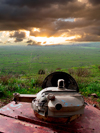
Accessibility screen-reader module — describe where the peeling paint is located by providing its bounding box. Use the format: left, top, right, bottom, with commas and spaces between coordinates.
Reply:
10, 103, 22, 109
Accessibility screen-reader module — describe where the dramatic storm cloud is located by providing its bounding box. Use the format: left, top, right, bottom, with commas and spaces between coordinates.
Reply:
10, 31, 26, 42
0, 0, 100, 44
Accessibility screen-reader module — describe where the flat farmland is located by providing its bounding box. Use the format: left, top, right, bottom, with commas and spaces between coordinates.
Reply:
0, 44, 100, 75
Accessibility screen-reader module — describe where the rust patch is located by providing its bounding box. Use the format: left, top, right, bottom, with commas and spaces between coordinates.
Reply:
34, 111, 80, 123
0, 102, 100, 133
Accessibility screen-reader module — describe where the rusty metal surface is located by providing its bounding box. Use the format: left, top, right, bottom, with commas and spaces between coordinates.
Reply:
0, 115, 54, 133
0, 102, 100, 133
0, 102, 32, 119
13, 93, 36, 103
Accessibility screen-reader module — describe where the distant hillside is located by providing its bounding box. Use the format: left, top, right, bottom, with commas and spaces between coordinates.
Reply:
0, 43, 100, 75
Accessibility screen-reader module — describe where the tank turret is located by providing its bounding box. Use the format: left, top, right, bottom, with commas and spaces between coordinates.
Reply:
13, 72, 85, 122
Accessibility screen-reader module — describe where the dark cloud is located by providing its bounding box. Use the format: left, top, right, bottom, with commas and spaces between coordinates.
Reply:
0, 0, 100, 42
10, 31, 26, 38
0, 0, 89, 31
72, 34, 100, 42
30, 19, 100, 38
27, 41, 41, 46
66, 26, 100, 41
88, 0, 100, 5
15, 38, 23, 42
26, 39, 41, 45
10, 31, 26, 42
3, 0, 75, 8
26, 40, 33, 43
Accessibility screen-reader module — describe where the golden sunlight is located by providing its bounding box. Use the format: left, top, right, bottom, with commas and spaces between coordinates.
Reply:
32, 28, 40, 32
0, 29, 81, 45
1, 31, 10, 38
75, 35, 81, 39
30, 36, 76, 45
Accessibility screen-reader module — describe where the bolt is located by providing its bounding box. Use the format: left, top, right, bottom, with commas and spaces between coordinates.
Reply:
93, 104, 96, 107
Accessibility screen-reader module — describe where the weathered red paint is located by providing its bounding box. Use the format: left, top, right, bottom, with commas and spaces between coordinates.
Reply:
0, 115, 54, 133
0, 102, 100, 133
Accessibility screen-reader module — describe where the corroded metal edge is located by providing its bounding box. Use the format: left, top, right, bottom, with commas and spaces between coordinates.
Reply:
34, 110, 80, 123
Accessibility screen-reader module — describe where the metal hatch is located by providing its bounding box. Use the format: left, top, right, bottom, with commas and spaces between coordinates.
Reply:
42, 71, 79, 92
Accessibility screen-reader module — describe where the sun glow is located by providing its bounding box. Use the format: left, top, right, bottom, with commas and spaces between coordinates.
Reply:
75, 35, 81, 39
32, 28, 40, 32
30, 36, 76, 45
1, 31, 10, 38
0, 29, 80, 45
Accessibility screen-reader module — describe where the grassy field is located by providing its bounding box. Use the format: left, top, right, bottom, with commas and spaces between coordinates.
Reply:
0, 43, 100, 106
0, 64, 100, 104
0, 43, 100, 75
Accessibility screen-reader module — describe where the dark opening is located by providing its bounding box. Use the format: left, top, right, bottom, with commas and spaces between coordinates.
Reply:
42, 72, 79, 92
55, 103, 62, 110
59, 81, 64, 88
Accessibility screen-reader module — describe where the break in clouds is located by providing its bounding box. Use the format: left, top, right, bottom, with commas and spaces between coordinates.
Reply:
0, 0, 100, 43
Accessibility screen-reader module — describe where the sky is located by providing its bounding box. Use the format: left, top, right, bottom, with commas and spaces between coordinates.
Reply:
0, 0, 100, 46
